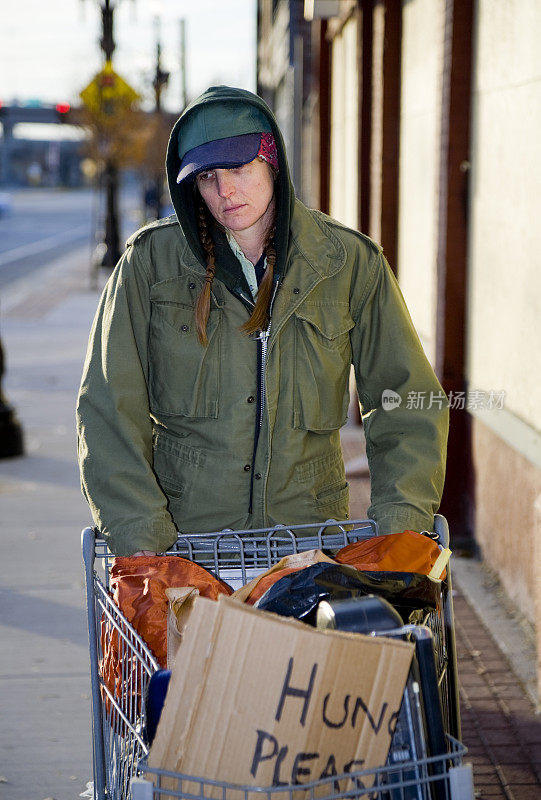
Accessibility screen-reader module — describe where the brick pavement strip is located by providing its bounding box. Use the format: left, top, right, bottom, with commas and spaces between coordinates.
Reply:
454, 589, 541, 797
484, 728, 525, 746
526, 743, 541, 762
501, 789, 541, 800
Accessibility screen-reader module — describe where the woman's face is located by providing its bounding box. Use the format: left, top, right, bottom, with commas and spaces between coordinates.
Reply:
196, 158, 275, 239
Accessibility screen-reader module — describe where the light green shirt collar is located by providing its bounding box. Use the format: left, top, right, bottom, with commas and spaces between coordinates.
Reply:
226, 231, 266, 301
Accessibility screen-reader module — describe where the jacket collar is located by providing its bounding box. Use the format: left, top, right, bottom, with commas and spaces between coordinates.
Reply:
288, 200, 347, 279
268, 202, 348, 348
175, 200, 348, 315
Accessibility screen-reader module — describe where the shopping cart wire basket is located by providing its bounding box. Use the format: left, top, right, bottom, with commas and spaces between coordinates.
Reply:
82, 516, 470, 800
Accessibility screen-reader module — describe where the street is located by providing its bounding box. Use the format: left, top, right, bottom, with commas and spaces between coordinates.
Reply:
0, 189, 94, 290
0, 185, 146, 291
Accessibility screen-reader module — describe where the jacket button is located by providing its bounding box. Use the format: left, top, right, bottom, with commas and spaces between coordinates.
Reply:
255, 473, 262, 480
243, 464, 251, 472
181, 324, 189, 332
189, 282, 196, 290
247, 396, 255, 403
293, 287, 300, 294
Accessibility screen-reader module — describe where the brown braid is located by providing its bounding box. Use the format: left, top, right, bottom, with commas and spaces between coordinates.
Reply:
194, 200, 217, 345
240, 222, 277, 335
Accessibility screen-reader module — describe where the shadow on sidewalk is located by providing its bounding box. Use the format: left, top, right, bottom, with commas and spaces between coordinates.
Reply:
0, 585, 88, 647
0, 452, 81, 490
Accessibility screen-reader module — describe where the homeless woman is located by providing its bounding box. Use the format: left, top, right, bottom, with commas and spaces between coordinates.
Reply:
76, 85, 449, 557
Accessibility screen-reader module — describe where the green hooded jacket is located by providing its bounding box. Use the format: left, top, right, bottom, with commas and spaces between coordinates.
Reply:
76, 86, 448, 556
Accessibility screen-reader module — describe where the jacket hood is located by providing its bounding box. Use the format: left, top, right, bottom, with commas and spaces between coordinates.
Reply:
166, 85, 295, 285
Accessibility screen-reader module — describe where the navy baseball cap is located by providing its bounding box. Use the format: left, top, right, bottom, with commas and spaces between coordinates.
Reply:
176, 99, 273, 183
177, 133, 263, 184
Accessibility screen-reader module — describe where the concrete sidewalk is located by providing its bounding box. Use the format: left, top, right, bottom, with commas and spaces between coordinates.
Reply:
1, 247, 540, 799
0, 250, 100, 800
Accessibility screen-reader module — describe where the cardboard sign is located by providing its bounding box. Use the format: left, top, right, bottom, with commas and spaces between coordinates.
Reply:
149, 596, 413, 796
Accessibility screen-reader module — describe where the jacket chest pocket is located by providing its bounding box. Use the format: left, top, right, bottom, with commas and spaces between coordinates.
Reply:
149, 301, 221, 418
293, 302, 354, 431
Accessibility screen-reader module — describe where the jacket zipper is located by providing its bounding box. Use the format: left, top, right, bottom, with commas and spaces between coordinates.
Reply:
257, 326, 270, 428
248, 280, 280, 514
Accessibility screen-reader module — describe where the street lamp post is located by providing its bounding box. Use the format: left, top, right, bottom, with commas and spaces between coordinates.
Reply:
179, 19, 187, 111
95, 0, 123, 268
150, 16, 170, 220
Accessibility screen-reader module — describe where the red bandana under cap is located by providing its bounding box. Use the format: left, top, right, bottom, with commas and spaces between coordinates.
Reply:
258, 133, 279, 171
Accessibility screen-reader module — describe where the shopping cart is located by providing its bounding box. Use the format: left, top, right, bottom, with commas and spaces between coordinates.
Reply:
82, 515, 472, 800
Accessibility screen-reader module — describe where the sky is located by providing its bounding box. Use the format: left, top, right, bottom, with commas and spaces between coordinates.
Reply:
0, 0, 257, 115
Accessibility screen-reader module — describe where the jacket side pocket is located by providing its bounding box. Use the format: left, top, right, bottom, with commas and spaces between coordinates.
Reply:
152, 430, 205, 519
316, 481, 350, 515
293, 302, 354, 431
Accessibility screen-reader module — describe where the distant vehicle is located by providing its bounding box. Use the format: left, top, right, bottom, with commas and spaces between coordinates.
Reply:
27, 162, 43, 186
0, 192, 13, 217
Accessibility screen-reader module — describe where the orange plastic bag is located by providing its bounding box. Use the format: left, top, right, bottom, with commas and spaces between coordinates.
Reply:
335, 531, 450, 580
100, 556, 232, 713
109, 555, 232, 665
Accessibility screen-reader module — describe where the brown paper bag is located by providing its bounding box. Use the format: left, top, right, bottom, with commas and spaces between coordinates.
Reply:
166, 586, 200, 668
231, 549, 337, 604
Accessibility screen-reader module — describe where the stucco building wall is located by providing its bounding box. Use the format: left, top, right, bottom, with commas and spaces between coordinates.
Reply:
467, 0, 541, 619
329, 15, 359, 229
397, 0, 445, 363
468, 0, 541, 430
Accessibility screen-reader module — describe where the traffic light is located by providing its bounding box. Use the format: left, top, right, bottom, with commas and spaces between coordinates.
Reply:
55, 102, 71, 121
99, 72, 116, 116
